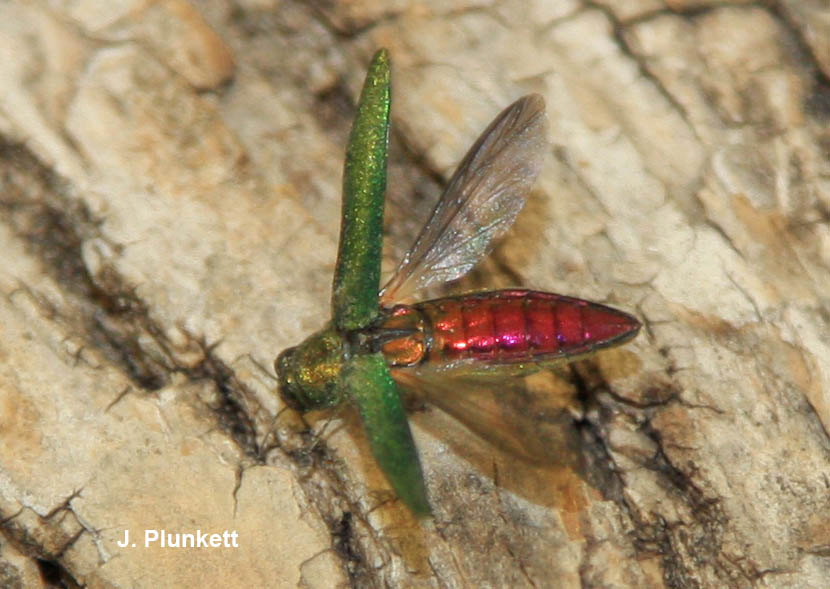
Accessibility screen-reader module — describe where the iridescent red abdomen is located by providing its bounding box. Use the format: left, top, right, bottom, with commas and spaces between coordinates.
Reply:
377, 289, 640, 368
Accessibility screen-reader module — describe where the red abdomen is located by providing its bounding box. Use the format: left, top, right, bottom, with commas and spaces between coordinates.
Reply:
378, 289, 640, 368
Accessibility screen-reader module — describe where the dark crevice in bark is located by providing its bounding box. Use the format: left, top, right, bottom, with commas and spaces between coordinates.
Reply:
0, 506, 84, 589
637, 420, 738, 588
0, 140, 258, 454
331, 511, 365, 585
568, 364, 628, 504
568, 356, 740, 588
0, 142, 168, 391
35, 557, 81, 589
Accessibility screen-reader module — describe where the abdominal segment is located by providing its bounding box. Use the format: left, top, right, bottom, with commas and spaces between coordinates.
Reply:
378, 289, 640, 369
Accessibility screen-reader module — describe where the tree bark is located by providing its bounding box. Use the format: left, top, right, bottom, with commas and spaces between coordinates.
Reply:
0, 1, 828, 587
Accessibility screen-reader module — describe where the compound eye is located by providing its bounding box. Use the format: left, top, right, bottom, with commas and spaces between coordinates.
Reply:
275, 348, 304, 411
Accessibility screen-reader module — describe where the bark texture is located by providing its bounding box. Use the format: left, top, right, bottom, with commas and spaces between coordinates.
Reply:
0, 1, 828, 588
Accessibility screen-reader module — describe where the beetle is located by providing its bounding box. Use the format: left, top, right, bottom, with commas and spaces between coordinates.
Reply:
276, 49, 640, 517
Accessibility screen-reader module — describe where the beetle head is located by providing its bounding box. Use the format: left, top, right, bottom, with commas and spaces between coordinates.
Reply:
275, 327, 345, 411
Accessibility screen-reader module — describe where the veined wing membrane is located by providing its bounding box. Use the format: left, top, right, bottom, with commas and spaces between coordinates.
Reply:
380, 94, 548, 305
392, 366, 582, 468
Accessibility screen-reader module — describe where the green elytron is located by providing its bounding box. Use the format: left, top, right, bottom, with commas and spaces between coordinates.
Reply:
276, 50, 640, 517
277, 50, 430, 515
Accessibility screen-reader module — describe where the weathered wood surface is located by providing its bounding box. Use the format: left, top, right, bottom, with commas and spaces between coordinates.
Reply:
0, 1, 828, 587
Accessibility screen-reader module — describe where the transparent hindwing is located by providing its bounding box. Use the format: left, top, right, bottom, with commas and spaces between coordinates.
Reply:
392, 365, 583, 467
380, 94, 548, 305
